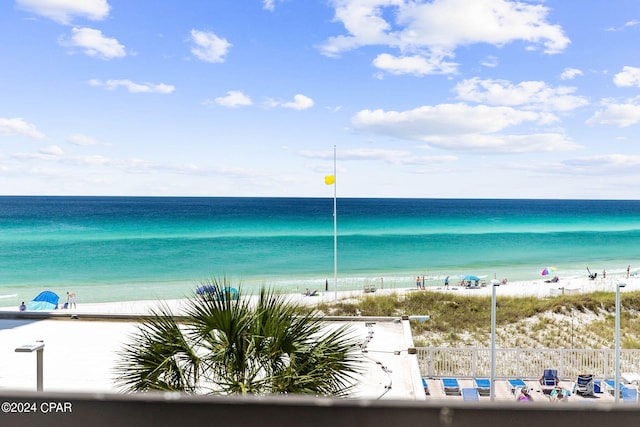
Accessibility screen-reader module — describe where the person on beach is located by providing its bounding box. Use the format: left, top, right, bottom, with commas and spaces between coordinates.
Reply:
416, 276, 421, 289
627, 265, 631, 278
517, 387, 533, 402
444, 276, 449, 288
66, 291, 77, 309
602, 269, 606, 279
19, 302, 26, 311
549, 388, 568, 403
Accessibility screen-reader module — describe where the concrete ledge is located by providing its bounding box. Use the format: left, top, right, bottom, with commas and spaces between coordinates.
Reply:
1, 390, 640, 427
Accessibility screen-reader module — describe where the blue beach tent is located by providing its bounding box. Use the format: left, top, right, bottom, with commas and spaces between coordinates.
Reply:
196, 285, 217, 295
27, 291, 60, 310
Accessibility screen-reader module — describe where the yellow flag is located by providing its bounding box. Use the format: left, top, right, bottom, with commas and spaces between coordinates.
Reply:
324, 175, 335, 185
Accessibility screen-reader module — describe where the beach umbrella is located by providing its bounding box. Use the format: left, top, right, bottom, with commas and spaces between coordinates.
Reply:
196, 285, 217, 295
461, 275, 480, 281
27, 290, 59, 310
541, 266, 557, 276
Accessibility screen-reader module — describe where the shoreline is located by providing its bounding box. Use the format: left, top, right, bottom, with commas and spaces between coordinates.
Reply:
1, 260, 637, 309
1, 273, 637, 315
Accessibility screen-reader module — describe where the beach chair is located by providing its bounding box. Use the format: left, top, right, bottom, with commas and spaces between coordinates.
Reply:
594, 379, 603, 393
574, 374, 594, 396
508, 379, 527, 395
605, 380, 625, 396
539, 369, 559, 394
422, 377, 430, 396
474, 378, 490, 396
622, 372, 640, 385
441, 378, 460, 396
462, 387, 480, 401
622, 387, 638, 403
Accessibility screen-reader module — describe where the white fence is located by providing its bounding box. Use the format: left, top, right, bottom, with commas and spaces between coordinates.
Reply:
417, 347, 640, 379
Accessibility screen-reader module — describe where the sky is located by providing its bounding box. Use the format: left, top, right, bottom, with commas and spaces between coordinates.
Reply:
2, 0, 640, 199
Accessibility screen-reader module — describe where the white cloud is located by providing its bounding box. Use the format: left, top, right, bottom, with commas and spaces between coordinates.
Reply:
321, 0, 570, 75
59, 27, 126, 59
614, 66, 640, 87
73, 154, 110, 166
282, 94, 314, 110
351, 103, 581, 153
0, 117, 45, 139
190, 29, 231, 63
420, 133, 580, 153
481, 55, 498, 68
263, 0, 275, 11
298, 148, 457, 164
262, 0, 275, 11
67, 133, 101, 146
563, 154, 640, 170
586, 99, 640, 127
13, 146, 64, 160
40, 145, 64, 156
214, 91, 253, 107
560, 67, 583, 80
606, 20, 640, 32
372, 53, 457, 76
89, 79, 175, 94
454, 78, 588, 111
353, 103, 541, 137
267, 94, 315, 110
17, 0, 110, 24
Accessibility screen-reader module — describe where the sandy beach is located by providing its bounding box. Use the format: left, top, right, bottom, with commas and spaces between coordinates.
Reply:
3, 272, 636, 315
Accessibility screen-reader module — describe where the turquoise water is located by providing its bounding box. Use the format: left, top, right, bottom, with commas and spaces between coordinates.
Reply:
1, 197, 639, 306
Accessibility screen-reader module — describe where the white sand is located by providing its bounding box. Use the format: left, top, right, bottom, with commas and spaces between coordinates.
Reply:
3, 273, 635, 315
423, 273, 638, 299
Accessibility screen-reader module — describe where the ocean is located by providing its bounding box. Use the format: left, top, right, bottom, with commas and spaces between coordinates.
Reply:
1, 196, 639, 306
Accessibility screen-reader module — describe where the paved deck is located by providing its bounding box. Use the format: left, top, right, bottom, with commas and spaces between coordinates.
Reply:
421, 377, 624, 403
0, 314, 420, 400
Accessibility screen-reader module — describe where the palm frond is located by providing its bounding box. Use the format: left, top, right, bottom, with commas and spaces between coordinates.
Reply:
116, 282, 363, 396
114, 302, 201, 393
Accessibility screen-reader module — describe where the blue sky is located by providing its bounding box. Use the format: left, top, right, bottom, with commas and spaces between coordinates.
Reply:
2, 0, 640, 198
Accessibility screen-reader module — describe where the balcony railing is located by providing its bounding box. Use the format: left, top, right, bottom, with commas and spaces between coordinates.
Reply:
417, 347, 640, 379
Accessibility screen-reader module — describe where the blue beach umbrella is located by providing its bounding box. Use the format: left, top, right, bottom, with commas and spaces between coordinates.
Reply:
461, 275, 480, 282
196, 285, 217, 295
27, 291, 59, 310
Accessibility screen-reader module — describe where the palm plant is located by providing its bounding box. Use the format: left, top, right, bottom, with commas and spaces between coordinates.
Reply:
115, 278, 363, 396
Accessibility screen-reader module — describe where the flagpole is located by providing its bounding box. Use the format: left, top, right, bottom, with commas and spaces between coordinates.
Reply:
333, 145, 338, 301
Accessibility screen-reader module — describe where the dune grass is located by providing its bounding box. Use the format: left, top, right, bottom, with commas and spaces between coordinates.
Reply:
315, 290, 640, 349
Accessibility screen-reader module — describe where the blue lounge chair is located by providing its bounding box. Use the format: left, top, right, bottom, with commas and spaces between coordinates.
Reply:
605, 380, 626, 397
462, 387, 480, 401
622, 387, 638, 403
508, 379, 527, 395
422, 377, 430, 396
442, 378, 460, 396
594, 379, 602, 393
539, 369, 559, 393
474, 378, 490, 396
574, 374, 594, 396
